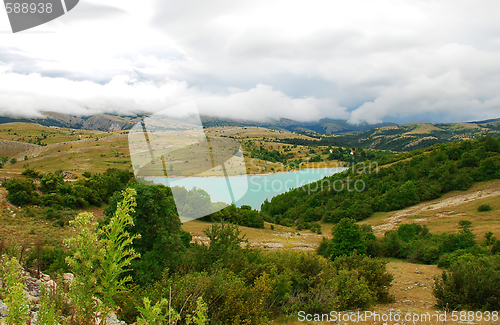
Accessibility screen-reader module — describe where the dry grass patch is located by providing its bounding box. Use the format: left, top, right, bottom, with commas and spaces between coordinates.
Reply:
360, 179, 500, 238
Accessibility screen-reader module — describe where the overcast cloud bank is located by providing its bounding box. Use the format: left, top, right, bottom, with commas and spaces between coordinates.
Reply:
1, 0, 500, 123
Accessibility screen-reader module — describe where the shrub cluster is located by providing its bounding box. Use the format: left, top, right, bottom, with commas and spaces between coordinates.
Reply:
118, 227, 393, 324
3, 168, 134, 209
2, 190, 394, 325
434, 254, 500, 310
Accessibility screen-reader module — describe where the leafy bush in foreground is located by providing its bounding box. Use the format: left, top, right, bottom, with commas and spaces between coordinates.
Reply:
434, 254, 500, 310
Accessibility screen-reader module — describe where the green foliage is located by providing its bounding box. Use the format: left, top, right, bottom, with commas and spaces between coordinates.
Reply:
2, 256, 30, 325
65, 189, 140, 323
65, 212, 101, 323
492, 240, 500, 254
262, 137, 500, 223
41, 172, 64, 193
437, 246, 491, 269
243, 141, 294, 163
21, 168, 41, 179
440, 224, 476, 254
3, 177, 39, 206
331, 253, 394, 303
187, 223, 248, 271
434, 254, 500, 310
105, 182, 184, 285
98, 188, 141, 320
331, 269, 374, 310
136, 297, 179, 325
118, 223, 393, 324
26, 247, 70, 276
186, 297, 209, 325
205, 203, 265, 229
478, 203, 492, 212
3, 168, 133, 209
37, 284, 59, 325
318, 218, 366, 259
382, 222, 476, 264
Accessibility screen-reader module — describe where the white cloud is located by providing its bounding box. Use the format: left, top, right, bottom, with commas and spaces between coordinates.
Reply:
1, 0, 500, 123
0, 69, 348, 121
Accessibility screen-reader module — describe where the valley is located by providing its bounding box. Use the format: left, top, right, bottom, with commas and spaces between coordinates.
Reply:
0, 118, 499, 324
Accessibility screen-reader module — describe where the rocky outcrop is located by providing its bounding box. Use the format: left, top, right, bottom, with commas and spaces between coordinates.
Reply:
0, 300, 7, 316
0, 269, 130, 325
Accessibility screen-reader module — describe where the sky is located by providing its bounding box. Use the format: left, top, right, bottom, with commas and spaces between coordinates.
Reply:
1, 0, 500, 124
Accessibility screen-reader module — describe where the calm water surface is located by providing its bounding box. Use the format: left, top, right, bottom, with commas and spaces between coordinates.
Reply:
146, 167, 346, 210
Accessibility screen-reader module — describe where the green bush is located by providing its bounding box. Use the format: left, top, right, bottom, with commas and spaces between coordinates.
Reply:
434, 255, 500, 310
478, 204, 492, 212
328, 218, 366, 258
3, 178, 39, 206
331, 253, 394, 303
437, 246, 491, 269
331, 269, 374, 310
26, 247, 70, 275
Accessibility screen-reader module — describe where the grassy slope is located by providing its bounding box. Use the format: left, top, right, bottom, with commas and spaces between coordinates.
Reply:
360, 179, 500, 240
0, 123, 343, 178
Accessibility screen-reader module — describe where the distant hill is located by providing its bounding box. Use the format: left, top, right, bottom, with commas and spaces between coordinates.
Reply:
278, 121, 500, 152
470, 118, 500, 131
0, 112, 499, 150
0, 112, 143, 132
200, 116, 397, 134
0, 112, 395, 133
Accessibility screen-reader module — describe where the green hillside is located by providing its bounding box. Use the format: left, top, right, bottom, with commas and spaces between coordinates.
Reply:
277, 122, 500, 152
261, 135, 500, 227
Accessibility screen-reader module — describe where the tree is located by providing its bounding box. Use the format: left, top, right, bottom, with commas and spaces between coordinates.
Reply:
105, 182, 185, 284
330, 218, 366, 258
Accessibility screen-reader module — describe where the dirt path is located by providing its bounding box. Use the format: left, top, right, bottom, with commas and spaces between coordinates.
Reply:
372, 186, 500, 236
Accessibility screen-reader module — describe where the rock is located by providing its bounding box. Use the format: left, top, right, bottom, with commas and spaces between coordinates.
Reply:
25, 277, 42, 297
415, 269, 423, 274
27, 294, 40, 305
44, 280, 57, 294
63, 273, 74, 286
0, 300, 7, 315
106, 313, 127, 325
41, 273, 51, 281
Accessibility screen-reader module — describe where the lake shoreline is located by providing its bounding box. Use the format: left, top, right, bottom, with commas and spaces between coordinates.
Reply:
145, 166, 348, 179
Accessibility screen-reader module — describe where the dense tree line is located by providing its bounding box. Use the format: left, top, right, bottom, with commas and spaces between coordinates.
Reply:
262, 136, 500, 227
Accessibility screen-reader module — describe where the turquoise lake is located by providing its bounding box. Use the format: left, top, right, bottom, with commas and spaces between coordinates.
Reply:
146, 167, 346, 210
